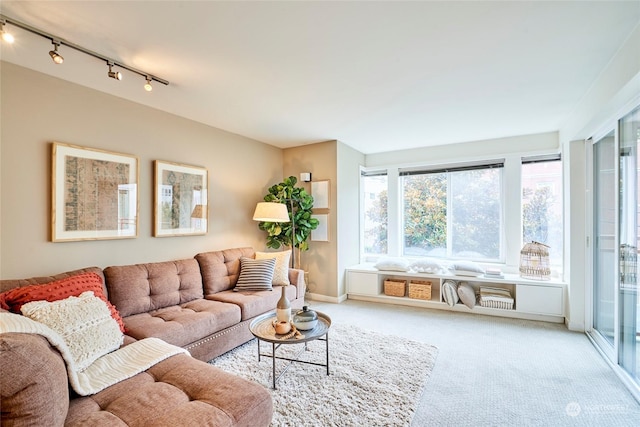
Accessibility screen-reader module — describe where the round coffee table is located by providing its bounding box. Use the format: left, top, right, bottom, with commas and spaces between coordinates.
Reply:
249, 310, 331, 389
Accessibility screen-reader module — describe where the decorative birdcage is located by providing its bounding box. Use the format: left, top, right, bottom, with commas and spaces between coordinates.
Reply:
519, 241, 551, 280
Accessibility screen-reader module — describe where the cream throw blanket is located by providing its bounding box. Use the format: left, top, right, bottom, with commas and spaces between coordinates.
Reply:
0, 312, 189, 396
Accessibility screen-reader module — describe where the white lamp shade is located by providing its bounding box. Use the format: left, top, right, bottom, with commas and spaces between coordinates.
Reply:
253, 202, 290, 222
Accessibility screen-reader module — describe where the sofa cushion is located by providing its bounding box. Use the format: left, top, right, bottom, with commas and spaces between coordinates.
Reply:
122, 299, 241, 347
234, 257, 275, 291
196, 247, 255, 294
0, 272, 125, 332
208, 285, 297, 320
0, 266, 105, 293
65, 353, 273, 427
105, 259, 204, 317
0, 333, 69, 426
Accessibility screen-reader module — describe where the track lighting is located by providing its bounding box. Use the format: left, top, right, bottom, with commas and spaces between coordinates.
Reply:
144, 76, 153, 92
1, 19, 14, 43
0, 13, 169, 90
107, 62, 122, 80
49, 40, 64, 64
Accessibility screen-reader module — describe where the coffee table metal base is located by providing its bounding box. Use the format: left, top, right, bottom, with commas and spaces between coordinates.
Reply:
257, 335, 330, 389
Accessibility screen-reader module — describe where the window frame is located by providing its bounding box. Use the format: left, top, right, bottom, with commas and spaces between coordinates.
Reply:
360, 154, 564, 275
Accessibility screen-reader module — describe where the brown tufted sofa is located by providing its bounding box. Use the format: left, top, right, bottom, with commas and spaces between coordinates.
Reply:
0, 247, 305, 426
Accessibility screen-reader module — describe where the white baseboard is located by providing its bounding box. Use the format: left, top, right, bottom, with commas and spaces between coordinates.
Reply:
567, 320, 585, 332
306, 292, 348, 303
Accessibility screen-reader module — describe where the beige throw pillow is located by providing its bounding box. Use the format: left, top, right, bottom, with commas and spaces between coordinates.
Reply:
20, 291, 123, 372
255, 251, 291, 285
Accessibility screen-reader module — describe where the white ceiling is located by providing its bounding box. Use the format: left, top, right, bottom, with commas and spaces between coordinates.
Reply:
1, 1, 639, 154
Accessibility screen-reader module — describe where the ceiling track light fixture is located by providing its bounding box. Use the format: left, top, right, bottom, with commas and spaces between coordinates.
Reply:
0, 13, 168, 90
107, 62, 122, 80
49, 39, 64, 64
144, 76, 153, 92
1, 19, 14, 43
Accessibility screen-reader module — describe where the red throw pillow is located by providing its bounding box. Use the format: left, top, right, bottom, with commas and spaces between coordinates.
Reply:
0, 273, 125, 333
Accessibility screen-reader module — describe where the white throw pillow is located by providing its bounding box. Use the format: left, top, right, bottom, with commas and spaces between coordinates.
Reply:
409, 257, 444, 273
255, 251, 291, 285
20, 291, 123, 372
450, 261, 485, 277
374, 257, 410, 272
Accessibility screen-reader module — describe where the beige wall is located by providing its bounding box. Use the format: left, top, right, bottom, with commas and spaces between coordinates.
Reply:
0, 62, 284, 279
336, 142, 365, 298
283, 141, 338, 298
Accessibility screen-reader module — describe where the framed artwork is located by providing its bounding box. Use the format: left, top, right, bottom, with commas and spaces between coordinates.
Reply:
311, 214, 329, 242
51, 142, 139, 242
154, 160, 208, 237
311, 180, 330, 210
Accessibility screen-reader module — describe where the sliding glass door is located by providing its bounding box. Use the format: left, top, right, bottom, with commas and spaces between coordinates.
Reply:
593, 130, 616, 348
618, 106, 639, 381
591, 105, 640, 390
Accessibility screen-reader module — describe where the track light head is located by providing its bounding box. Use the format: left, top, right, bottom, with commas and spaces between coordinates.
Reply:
49, 40, 64, 64
1, 20, 14, 43
107, 62, 122, 81
144, 76, 153, 92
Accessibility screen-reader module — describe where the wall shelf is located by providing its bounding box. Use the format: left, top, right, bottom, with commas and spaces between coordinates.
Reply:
346, 264, 566, 323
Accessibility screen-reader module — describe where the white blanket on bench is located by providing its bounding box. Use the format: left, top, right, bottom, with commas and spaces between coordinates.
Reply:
0, 312, 189, 396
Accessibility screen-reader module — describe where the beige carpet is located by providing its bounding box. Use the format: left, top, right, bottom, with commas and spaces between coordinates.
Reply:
210, 323, 438, 426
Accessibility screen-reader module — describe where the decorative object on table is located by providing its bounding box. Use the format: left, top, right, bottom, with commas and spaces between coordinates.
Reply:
273, 319, 291, 335
51, 142, 138, 242
383, 279, 406, 297
519, 241, 551, 280
153, 160, 208, 237
254, 176, 319, 268
292, 306, 318, 330
276, 285, 291, 323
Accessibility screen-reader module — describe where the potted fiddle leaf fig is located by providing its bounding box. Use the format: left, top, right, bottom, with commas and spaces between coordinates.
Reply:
257, 176, 319, 265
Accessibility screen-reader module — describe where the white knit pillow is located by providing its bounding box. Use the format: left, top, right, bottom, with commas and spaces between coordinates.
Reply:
21, 291, 123, 372
255, 251, 291, 285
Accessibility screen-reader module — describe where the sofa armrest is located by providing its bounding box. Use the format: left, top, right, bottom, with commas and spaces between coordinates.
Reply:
288, 268, 306, 299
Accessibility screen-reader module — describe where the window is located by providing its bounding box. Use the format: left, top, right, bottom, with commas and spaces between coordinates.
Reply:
361, 170, 388, 255
521, 155, 563, 267
400, 161, 504, 261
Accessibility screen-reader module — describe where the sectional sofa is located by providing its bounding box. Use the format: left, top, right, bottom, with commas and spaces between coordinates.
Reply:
0, 247, 305, 426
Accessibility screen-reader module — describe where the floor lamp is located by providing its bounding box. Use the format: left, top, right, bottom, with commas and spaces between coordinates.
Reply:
253, 201, 295, 268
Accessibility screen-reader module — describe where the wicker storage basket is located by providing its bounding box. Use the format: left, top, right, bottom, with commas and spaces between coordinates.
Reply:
383, 279, 406, 297
408, 280, 432, 300
519, 241, 551, 280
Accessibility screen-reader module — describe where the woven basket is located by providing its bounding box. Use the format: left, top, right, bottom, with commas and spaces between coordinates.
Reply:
408, 280, 432, 300
383, 279, 406, 297
519, 241, 551, 280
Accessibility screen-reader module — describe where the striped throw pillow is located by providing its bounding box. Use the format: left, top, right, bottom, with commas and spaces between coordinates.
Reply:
442, 280, 459, 307
234, 257, 276, 291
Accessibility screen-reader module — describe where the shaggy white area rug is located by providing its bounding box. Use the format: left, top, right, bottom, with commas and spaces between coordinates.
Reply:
211, 323, 438, 426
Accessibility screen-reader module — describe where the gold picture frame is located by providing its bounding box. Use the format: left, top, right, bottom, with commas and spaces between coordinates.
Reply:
154, 160, 208, 237
51, 142, 139, 242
